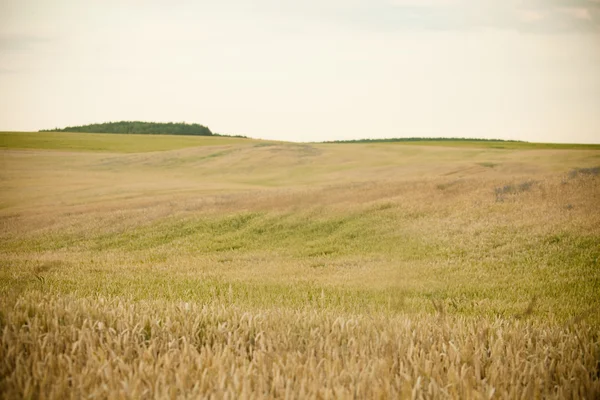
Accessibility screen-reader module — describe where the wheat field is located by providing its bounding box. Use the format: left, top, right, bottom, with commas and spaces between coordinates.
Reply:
1, 132, 599, 398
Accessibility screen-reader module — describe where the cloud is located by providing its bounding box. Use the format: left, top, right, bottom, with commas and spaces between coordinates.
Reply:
237, 0, 600, 33
378, 0, 600, 32
0, 67, 18, 74
518, 9, 546, 23
0, 33, 50, 52
558, 7, 593, 20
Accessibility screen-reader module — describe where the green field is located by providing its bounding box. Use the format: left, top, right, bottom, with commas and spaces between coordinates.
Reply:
1, 132, 599, 398
324, 138, 600, 150
0, 131, 255, 153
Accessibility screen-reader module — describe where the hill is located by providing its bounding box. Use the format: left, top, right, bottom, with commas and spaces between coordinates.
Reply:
1, 131, 256, 153
1, 131, 599, 398
324, 137, 521, 143
323, 137, 600, 150
40, 121, 214, 136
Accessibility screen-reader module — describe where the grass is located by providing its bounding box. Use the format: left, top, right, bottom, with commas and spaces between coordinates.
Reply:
0, 131, 257, 153
1, 131, 599, 398
323, 138, 600, 150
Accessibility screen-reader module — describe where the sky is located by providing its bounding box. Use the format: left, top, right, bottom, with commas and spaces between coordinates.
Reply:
1, 0, 599, 143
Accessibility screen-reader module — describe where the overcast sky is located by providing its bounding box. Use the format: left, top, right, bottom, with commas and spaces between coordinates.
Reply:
1, 0, 599, 143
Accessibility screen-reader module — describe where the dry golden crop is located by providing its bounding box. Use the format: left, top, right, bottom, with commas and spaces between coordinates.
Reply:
1, 294, 599, 399
1, 133, 599, 398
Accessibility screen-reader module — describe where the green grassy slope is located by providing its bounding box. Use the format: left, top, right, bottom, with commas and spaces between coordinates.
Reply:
1, 131, 598, 322
0, 131, 257, 153
324, 138, 600, 150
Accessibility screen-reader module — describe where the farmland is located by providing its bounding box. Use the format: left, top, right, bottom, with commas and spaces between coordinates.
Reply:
1, 131, 599, 398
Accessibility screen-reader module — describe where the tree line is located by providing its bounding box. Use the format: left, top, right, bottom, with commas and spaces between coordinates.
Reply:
41, 121, 214, 136
323, 137, 523, 144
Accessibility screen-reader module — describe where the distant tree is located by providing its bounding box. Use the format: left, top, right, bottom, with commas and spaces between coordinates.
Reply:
41, 121, 215, 136
323, 137, 523, 144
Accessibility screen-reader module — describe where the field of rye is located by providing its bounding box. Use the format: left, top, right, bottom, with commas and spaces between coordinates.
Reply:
1, 132, 599, 398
